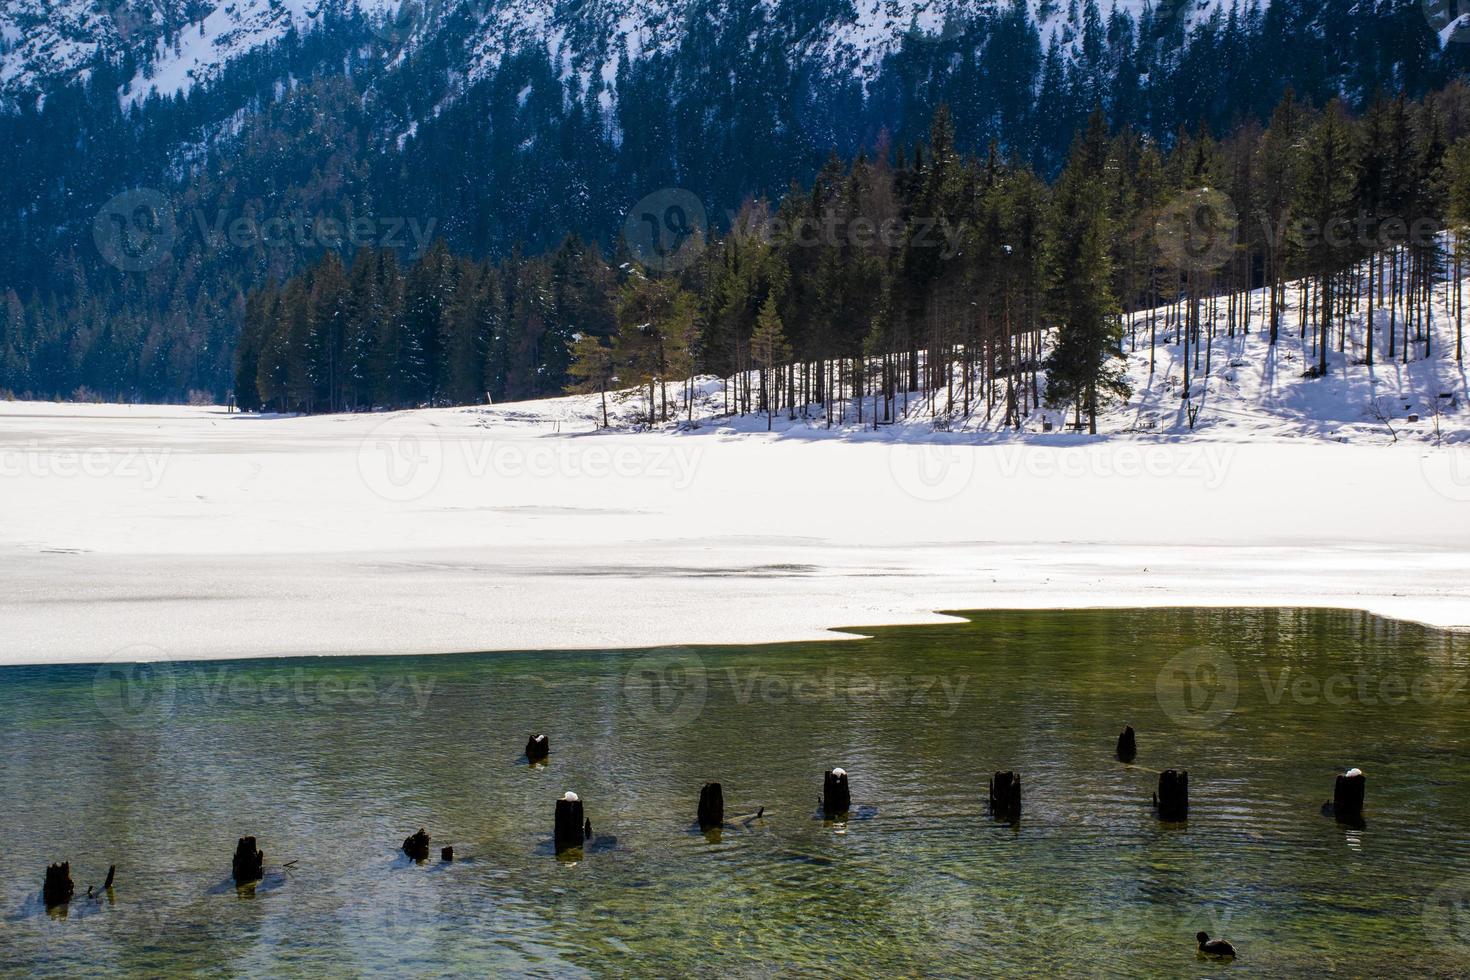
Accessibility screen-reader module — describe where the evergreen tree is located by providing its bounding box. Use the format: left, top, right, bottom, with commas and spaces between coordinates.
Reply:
750, 295, 791, 430
1042, 109, 1130, 433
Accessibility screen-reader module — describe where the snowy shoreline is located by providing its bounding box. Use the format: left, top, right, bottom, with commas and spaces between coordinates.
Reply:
6, 278, 1470, 665
3, 385, 1469, 666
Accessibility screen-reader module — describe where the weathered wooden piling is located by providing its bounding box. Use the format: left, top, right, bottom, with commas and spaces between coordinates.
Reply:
1154, 769, 1189, 821
554, 792, 584, 853
698, 782, 725, 830
989, 771, 1022, 824
232, 837, 264, 885
822, 768, 851, 817
1117, 726, 1137, 763
440, 846, 454, 863
403, 828, 431, 861
525, 734, 549, 762
103, 865, 115, 890
1332, 768, 1366, 822
43, 862, 74, 908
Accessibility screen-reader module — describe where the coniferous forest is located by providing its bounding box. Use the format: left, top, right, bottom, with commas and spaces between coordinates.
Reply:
0, 0, 1467, 404
234, 86, 1470, 433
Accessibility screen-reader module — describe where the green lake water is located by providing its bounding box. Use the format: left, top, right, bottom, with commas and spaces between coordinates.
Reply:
2, 608, 1469, 976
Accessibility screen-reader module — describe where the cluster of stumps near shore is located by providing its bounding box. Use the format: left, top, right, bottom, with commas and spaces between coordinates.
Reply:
39, 726, 1370, 958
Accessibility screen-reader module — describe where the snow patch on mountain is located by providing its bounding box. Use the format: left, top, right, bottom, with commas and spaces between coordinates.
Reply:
2, 0, 1232, 109
0, 0, 120, 96
124, 0, 401, 105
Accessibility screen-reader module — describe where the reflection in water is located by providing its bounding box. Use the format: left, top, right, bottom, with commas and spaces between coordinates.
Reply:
1, 608, 1468, 974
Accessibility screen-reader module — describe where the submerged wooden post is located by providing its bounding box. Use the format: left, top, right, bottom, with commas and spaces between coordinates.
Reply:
1332, 768, 1366, 822
989, 771, 1022, 824
698, 782, 725, 830
440, 846, 454, 863
525, 734, 549, 762
554, 792, 584, 853
103, 865, 115, 890
1117, 726, 1137, 763
403, 828, 431, 862
822, 768, 850, 817
232, 837, 264, 885
1154, 769, 1189, 821
43, 862, 74, 908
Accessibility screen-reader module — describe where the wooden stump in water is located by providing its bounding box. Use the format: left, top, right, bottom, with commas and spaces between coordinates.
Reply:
554, 793, 584, 853
440, 846, 454, 863
232, 837, 264, 885
403, 828, 431, 862
525, 734, 549, 762
698, 782, 725, 830
1154, 769, 1189, 821
43, 862, 74, 908
989, 771, 1022, 824
1331, 768, 1366, 823
822, 769, 851, 817
103, 865, 115, 890
1116, 726, 1137, 763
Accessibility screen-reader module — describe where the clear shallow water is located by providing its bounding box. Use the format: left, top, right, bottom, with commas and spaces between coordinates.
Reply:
1, 607, 1469, 976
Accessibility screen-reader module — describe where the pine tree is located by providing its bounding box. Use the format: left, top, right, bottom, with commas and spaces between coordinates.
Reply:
1042, 109, 1130, 433
750, 295, 791, 430
567, 332, 617, 427
1292, 102, 1359, 377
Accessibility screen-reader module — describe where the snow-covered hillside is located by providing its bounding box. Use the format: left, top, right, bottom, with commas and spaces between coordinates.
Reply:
0, 0, 1224, 107
474, 271, 1470, 448
124, 0, 397, 105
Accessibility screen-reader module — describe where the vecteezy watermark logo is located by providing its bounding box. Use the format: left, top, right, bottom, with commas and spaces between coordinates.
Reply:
1421, 445, 1470, 502
886, 443, 975, 502
623, 188, 707, 273
191, 209, 439, 257
0, 442, 170, 487
1424, 879, 1470, 947
907, 875, 1237, 957
1156, 645, 1238, 729
621, 647, 708, 730
1154, 187, 1237, 274
94, 189, 175, 273
1424, 0, 1470, 43
357, 415, 444, 502
720, 667, 969, 715
93, 644, 178, 731
994, 444, 1235, 488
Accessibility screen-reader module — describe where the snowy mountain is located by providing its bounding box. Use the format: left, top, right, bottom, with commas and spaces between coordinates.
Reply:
1, 0, 1227, 107
0, 0, 392, 104
0, 0, 1458, 405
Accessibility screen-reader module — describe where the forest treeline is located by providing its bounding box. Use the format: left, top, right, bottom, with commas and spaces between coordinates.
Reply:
234, 83, 1470, 432
1, 0, 1465, 403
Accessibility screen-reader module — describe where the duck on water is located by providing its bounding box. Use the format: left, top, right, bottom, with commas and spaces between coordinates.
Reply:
1196, 931, 1237, 959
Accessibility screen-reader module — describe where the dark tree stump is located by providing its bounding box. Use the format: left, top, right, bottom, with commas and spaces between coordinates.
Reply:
822, 769, 850, 817
1154, 769, 1189, 821
103, 865, 115, 890
698, 782, 725, 830
440, 846, 454, 863
1117, 726, 1137, 763
554, 794, 585, 853
43, 862, 74, 908
232, 837, 264, 885
403, 828, 431, 861
989, 771, 1022, 824
525, 734, 549, 762
1332, 768, 1366, 823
